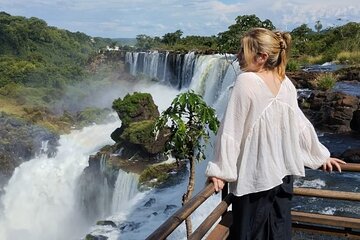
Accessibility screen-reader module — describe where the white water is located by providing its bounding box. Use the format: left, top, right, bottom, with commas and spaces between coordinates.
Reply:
0, 53, 242, 240
83, 53, 239, 240
111, 169, 139, 213
0, 74, 181, 240
0, 122, 119, 240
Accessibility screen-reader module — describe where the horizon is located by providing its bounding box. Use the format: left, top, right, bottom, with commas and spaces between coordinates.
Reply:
1, 0, 360, 38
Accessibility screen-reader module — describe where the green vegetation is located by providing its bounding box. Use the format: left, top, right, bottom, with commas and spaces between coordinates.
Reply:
286, 59, 301, 72
112, 92, 159, 127
314, 72, 337, 90
0, 12, 124, 133
155, 91, 219, 236
132, 15, 359, 66
0, 12, 116, 88
291, 22, 360, 65
217, 14, 275, 53
139, 162, 179, 188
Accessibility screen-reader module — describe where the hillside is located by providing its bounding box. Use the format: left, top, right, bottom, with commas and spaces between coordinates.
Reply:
0, 11, 116, 88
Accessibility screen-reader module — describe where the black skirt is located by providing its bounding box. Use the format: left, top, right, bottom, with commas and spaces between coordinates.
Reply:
228, 176, 294, 240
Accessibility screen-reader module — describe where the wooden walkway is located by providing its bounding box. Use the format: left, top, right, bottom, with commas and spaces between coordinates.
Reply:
146, 163, 360, 240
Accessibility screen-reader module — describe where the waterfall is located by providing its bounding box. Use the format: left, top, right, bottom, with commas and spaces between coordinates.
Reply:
125, 51, 198, 89
85, 53, 240, 240
0, 121, 119, 240
111, 169, 139, 213
0, 53, 241, 240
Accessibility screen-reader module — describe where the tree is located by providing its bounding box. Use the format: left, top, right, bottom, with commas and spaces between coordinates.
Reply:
135, 34, 155, 50
315, 20, 323, 33
218, 14, 275, 53
162, 29, 183, 45
155, 91, 219, 237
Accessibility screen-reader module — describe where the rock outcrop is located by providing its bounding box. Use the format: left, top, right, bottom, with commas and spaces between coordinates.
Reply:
0, 112, 59, 185
111, 92, 169, 159
300, 91, 360, 133
340, 148, 360, 163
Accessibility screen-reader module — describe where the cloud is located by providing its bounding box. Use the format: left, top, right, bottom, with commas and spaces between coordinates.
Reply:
1, 0, 359, 37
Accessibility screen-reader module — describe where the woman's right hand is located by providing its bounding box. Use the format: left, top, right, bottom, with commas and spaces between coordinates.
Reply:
322, 157, 346, 173
209, 177, 225, 192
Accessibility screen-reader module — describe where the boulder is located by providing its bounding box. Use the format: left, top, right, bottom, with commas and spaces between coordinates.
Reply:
96, 220, 117, 228
350, 110, 360, 132
335, 66, 360, 82
112, 92, 159, 128
164, 204, 177, 214
120, 120, 169, 154
144, 198, 156, 207
85, 234, 108, 240
287, 71, 319, 89
301, 92, 359, 133
118, 221, 142, 233
340, 148, 360, 163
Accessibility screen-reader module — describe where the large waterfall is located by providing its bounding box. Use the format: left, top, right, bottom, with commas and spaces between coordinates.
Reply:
0, 122, 119, 240
1, 51, 358, 240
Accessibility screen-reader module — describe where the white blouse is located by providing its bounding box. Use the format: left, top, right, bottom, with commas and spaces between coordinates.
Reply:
205, 72, 330, 197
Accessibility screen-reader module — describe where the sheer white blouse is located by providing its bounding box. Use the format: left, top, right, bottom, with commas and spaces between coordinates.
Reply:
205, 72, 330, 197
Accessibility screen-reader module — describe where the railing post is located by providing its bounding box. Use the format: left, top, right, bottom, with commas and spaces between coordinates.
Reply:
222, 182, 229, 218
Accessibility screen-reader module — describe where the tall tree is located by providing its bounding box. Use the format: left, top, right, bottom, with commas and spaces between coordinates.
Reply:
162, 29, 183, 45
315, 20, 323, 33
218, 14, 275, 53
155, 91, 219, 237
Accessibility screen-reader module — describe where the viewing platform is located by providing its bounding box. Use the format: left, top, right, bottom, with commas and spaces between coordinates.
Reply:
146, 163, 360, 240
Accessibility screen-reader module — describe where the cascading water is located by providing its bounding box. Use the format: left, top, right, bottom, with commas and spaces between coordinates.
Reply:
0, 122, 119, 240
85, 53, 241, 239
125, 51, 196, 89
1, 51, 358, 240
111, 169, 139, 213
91, 51, 360, 240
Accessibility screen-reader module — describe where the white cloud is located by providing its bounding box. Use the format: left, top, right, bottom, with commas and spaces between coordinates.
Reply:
1, 0, 359, 37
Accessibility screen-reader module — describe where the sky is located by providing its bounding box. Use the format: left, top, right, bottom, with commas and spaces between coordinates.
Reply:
1, 0, 360, 38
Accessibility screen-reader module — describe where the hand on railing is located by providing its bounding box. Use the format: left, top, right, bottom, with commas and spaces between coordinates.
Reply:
209, 177, 226, 192
322, 157, 347, 173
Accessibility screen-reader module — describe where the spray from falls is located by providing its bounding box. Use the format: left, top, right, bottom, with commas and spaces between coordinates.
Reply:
0, 122, 118, 240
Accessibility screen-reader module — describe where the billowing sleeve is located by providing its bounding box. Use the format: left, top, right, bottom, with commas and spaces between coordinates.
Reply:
205, 75, 251, 182
296, 104, 330, 169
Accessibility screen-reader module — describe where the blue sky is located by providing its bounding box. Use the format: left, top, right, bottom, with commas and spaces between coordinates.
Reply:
1, 0, 359, 38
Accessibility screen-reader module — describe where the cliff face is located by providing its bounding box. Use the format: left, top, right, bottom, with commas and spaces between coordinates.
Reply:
0, 112, 59, 187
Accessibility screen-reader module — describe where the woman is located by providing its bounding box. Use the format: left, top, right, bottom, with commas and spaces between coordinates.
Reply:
205, 28, 345, 240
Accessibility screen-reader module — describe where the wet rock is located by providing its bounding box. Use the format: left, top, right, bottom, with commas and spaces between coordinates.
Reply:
144, 198, 156, 207
341, 149, 360, 163
350, 110, 360, 132
287, 71, 319, 89
301, 92, 359, 133
112, 92, 159, 128
118, 221, 142, 233
85, 234, 108, 240
0, 112, 59, 185
96, 220, 117, 228
335, 66, 360, 82
164, 204, 177, 214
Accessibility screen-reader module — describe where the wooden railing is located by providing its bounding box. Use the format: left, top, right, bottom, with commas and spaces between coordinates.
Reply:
146, 163, 360, 240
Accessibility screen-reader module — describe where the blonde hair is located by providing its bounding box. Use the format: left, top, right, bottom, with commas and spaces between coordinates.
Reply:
239, 28, 291, 79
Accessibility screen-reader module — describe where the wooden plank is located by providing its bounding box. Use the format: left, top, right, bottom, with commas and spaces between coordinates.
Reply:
206, 211, 232, 240
294, 188, 360, 201
293, 223, 360, 239
145, 183, 215, 240
292, 211, 360, 229
342, 163, 360, 172
189, 194, 233, 240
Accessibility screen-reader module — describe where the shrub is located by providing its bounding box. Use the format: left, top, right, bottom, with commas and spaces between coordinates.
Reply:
314, 72, 337, 91
337, 51, 360, 64
286, 59, 300, 72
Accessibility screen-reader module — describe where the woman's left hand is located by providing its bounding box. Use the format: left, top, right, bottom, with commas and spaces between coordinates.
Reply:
322, 157, 346, 173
